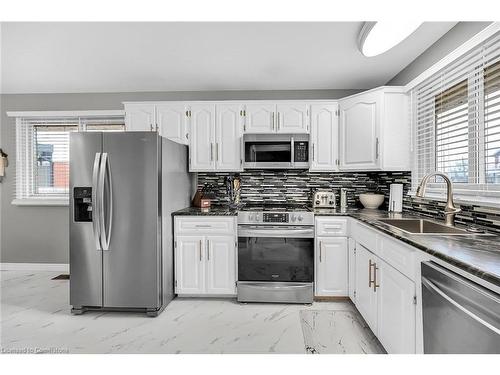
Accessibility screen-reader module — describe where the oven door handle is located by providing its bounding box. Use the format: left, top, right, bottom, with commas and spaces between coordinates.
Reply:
238, 228, 314, 238
241, 283, 311, 290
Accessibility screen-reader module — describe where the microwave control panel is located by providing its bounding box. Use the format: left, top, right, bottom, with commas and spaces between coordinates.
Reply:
294, 141, 309, 162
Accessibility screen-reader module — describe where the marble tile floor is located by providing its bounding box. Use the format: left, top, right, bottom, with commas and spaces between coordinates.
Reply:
1, 271, 385, 354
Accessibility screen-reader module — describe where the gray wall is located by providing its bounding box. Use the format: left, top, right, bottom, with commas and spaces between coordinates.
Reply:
387, 22, 492, 85
0, 89, 360, 264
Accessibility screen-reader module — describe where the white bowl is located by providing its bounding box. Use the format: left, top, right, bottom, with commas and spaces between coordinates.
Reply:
359, 193, 385, 209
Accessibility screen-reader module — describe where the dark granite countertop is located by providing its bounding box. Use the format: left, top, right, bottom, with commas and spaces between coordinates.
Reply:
172, 206, 238, 216
316, 208, 500, 287
173, 205, 500, 286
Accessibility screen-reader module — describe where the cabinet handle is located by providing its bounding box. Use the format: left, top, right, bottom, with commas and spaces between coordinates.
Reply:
150, 123, 153, 131
199, 240, 203, 261
373, 262, 380, 291
272, 112, 275, 130
216, 143, 219, 162
369, 259, 374, 288
207, 239, 210, 261
277, 112, 280, 131
319, 241, 323, 262
312, 143, 315, 162
210, 143, 214, 162
375, 138, 379, 160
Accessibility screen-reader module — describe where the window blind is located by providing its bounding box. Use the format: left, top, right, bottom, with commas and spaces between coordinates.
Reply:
411, 30, 500, 203
15, 115, 125, 202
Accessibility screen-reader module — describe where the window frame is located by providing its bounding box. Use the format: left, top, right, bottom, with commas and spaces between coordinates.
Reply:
13, 114, 125, 206
411, 58, 500, 208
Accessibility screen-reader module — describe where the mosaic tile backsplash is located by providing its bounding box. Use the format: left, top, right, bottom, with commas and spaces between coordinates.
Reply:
197, 170, 500, 234
197, 170, 412, 208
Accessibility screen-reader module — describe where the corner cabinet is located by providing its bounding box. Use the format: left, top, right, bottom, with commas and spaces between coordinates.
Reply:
309, 103, 339, 171
338, 87, 409, 171
174, 216, 237, 296
124, 102, 189, 145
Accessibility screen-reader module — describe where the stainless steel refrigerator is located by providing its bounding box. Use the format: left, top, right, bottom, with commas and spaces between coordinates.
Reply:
69, 132, 191, 316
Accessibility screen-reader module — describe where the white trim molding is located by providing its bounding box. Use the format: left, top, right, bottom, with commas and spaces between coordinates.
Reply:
6, 110, 124, 118
404, 22, 500, 92
0, 263, 69, 272
11, 198, 69, 206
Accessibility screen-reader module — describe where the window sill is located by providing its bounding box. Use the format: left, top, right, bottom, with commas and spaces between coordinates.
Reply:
11, 198, 69, 207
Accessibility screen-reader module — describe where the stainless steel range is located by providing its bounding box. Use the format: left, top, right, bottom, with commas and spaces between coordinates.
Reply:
237, 204, 315, 304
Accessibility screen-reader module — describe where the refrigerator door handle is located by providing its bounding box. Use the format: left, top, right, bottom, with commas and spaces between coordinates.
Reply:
99, 153, 113, 251
92, 152, 102, 251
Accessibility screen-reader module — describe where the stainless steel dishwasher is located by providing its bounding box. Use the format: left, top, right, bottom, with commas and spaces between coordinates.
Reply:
421, 262, 500, 353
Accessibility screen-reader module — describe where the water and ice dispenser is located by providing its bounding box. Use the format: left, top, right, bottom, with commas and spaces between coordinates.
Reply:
73, 187, 92, 222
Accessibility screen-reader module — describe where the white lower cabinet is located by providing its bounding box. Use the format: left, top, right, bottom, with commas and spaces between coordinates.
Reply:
377, 260, 416, 354
175, 234, 236, 295
315, 237, 348, 296
206, 235, 237, 294
175, 236, 205, 294
354, 241, 416, 353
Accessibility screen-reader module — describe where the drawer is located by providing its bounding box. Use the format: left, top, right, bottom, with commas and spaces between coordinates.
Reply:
175, 216, 236, 235
377, 235, 416, 281
315, 217, 348, 236
351, 221, 378, 251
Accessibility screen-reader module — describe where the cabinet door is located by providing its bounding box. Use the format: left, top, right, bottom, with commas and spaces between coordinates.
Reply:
215, 104, 243, 171
354, 243, 378, 332
175, 236, 205, 294
315, 237, 348, 296
189, 103, 216, 171
276, 103, 309, 133
125, 104, 156, 131
310, 103, 338, 171
245, 103, 275, 133
156, 103, 189, 144
206, 236, 236, 295
376, 260, 416, 353
339, 92, 381, 170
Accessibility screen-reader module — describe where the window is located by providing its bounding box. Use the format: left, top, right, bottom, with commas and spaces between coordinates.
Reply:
15, 115, 125, 204
411, 31, 500, 205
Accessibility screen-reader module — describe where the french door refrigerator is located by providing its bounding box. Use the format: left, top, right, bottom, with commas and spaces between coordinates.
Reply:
69, 132, 190, 316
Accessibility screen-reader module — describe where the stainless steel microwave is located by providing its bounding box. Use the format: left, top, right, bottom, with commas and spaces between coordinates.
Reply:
242, 134, 309, 169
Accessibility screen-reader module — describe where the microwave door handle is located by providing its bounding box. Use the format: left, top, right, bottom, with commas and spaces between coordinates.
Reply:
421, 276, 500, 335
92, 153, 102, 251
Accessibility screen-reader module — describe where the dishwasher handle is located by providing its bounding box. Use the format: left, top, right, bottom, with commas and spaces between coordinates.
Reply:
422, 276, 500, 335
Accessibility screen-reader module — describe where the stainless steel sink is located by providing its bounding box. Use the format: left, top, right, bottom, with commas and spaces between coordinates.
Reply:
378, 219, 485, 235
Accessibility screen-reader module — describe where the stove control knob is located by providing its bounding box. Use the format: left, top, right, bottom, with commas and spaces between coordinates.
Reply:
298, 215, 303, 222
291, 215, 297, 222
315, 200, 320, 205
248, 213, 254, 221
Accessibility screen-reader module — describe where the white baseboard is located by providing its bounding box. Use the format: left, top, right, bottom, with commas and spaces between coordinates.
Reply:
0, 263, 69, 272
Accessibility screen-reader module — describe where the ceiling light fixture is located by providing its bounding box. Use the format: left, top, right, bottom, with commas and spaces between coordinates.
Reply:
359, 21, 423, 57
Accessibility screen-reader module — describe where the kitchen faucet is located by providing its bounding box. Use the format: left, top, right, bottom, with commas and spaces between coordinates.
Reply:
416, 172, 461, 226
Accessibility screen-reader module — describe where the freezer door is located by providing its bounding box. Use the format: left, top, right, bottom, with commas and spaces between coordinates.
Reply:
70, 132, 103, 308
102, 132, 161, 308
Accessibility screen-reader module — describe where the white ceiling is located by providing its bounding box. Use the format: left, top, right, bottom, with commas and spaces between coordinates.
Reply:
0, 22, 458, 94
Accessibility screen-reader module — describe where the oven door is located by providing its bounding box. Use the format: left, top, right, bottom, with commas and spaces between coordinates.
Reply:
237, 225, 314, 283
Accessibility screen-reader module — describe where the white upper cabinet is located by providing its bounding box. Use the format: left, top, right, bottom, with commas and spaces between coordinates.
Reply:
339, 87, 410, 171
215, 104, 243, 171
309, 103, 339, 171
339, 91, 381, 170
315, 237, 348, 297
156, 103, 189, 144
124, 102, 188, 145
276, 103, 309, 133
124, 103, 156, 132
189, 103, 216, 171
244, 103, 275, 133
